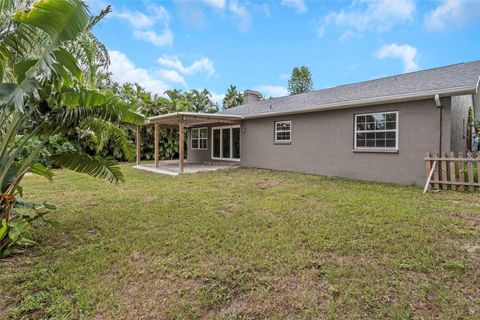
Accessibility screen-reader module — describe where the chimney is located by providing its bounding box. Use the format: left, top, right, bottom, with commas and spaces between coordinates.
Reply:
244, 90, 262, 104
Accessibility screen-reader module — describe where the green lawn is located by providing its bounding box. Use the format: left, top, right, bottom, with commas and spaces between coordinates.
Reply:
2, 165, 480, 319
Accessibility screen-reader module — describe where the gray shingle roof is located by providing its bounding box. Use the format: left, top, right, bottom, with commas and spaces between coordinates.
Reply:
219, 61, 480, 117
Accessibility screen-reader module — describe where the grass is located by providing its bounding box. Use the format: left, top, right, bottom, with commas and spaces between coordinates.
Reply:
1, 165, 480, 319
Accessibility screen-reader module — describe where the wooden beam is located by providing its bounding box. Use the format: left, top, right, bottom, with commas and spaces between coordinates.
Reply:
179, 120, 185, 174
136, 126, 141, 165
154, 123, 159, 168
182, 115, 241, 125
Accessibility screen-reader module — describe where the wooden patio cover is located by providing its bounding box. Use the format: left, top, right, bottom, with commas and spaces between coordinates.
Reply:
136, 112, 242, 173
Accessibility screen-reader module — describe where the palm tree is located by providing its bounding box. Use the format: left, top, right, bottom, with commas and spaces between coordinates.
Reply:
0, 0, 145, 256
222, 85, 243, 109
186, 89, 217, 113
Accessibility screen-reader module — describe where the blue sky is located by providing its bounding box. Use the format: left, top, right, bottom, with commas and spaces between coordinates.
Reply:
87, 0, 480, 103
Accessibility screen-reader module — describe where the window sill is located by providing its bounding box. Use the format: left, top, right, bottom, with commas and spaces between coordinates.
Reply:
274, 141, 292, 145
353, 148, 398, 154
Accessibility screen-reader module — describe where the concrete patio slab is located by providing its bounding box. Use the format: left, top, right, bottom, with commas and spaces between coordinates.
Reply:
133, 160, 239, 176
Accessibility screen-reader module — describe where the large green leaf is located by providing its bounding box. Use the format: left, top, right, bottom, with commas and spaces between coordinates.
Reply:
1, 0, 90, 111
53, 48, 82, 79
0, 219, 7, 241
50, 152, 124, 183
80, 118, 135, 161
13, 0, 89, 45
13, 59, 38, 83
29, 162, 54, 181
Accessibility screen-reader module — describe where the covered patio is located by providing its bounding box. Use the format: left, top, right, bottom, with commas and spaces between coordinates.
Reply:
134, 112, 243, 174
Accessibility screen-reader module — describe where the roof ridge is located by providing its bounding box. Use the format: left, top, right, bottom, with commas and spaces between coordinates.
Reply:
219, 60, 480, 115
331, 60, 480, 90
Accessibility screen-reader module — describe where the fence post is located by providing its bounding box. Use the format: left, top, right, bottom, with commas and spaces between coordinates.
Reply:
441, 152, 448, 190
449, 151, 456, 191
458, 151, 465, 191
467, 151, 474, 191
425, 152, 431, 181
433, 152, 440, 190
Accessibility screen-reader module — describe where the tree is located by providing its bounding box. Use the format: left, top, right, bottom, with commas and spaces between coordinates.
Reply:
287, 66, 313, 95
222, 85, 243, 109
0, 0, 145, 256
186, 89, 218, 113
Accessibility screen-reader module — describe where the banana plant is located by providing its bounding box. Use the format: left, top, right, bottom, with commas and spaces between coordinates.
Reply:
0, 0, 146, 256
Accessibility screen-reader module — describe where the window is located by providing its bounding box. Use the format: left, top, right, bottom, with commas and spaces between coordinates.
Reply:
355, 111, 398, 149
275, 121, 291, 142
191, 127, 207, 150
212, 126, 240, 160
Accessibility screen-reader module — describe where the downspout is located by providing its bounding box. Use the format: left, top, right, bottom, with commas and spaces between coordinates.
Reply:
435, 94, 442, 155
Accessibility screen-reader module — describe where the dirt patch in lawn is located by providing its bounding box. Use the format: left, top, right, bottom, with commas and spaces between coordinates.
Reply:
228, 272, 326, 318
444, 211, 480, 231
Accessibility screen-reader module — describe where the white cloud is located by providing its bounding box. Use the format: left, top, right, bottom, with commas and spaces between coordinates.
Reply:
424, 0, 480, 32
202, 0, 226, 9
133, 30, 173, 47
229, 0, 252, 32
108, 50, 170, 95
156, 69, 187, 87
323, 0, 415, 39
254, 85, 289, 98
281, 0, 307, 14
114, 5, 173, 47
115, 10, 154, 29
376, 43, 419, 73
157, 55, 215, 76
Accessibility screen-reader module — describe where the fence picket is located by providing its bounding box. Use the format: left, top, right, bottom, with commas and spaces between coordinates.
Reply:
449, 151, 456, 191
476, 151, 480, 191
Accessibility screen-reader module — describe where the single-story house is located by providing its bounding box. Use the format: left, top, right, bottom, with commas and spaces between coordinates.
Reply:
138, 61, 480, 185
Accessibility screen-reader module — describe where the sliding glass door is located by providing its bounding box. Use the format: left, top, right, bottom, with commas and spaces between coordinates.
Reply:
212, 126, 240, 161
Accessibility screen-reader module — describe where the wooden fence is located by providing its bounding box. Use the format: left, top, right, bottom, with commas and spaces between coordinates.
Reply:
424, 151, 480, 193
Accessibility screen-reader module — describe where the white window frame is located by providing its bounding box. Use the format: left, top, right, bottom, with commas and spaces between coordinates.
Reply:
191, 127, 208, 150
354, 111, 399, 150
211, 125, 241, 161
274, 121, 292, 143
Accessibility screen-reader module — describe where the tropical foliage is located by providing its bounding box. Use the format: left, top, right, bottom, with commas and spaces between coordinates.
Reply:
0, 0, 145, 256
288, 66, 313, 95
222, 85, 244, 109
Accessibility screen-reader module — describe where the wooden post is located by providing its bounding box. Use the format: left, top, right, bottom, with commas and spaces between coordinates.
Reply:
441, 152, 448, 190
449, 151, 456, 191
425, 152, 431, 180
477, 151, 480, 191
458, 151, 465, 191
467, 151, 474, 191
433, 152, 440, 190
154, 123, 159, 168
178, 120, 185, 174
136, 126, 141, 165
